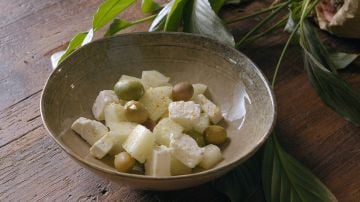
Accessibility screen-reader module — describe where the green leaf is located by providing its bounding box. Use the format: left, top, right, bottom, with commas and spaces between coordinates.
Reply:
300, 20, 360, 126
141, 0, 161, 13
225, 0, 244, 5
212, 151, 264, 202
92, 0, 136, 31
164, 0, 189, 31
329, 52, 359, 70
149, 1, 173, 31
104, 19, 132, 36
58, 32, 89, 64
184, 0, 235, 47
262, 134, 338, 202
209, 0, 225, 13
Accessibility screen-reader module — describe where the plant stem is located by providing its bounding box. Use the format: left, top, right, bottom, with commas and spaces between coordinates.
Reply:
271, 23, 300, 87
226, 2, 287, 24
238, 14, 289, 48
131, 14, 157, 25
236, 1, 290, 48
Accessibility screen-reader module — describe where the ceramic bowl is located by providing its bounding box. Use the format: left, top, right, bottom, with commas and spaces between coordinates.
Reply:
41, 32, 276, 190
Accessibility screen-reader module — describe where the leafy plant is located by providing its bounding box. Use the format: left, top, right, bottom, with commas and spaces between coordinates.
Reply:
52, 0, 360, 201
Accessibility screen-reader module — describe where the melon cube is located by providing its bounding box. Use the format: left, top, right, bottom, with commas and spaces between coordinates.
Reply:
71, 117, 108, 145
145, 145, 171, 177
107, 130, 132, 156
122, 125, 155, 163
119, 75, 141, 82
194, 94, 223, 124
139, 87, 172, 122
191, 84, 207, 100
192, 113, 210, 134
170, 134, 204, 168
90, 133, 114, 159
198, 144, 223, 169
168, 101, 201, 130
170, 157, 192, 176
153, 118, 184, 146
92, 90, 119, 120
141, 70, 170, 89
104, 103, 127, 129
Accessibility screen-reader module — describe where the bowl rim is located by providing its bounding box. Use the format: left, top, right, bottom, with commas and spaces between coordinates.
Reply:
40, 31, 277, 181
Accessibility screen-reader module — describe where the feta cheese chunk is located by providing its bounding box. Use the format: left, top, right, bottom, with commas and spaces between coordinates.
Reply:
170, 157, 192, 176
195, 94, 223, 124
170, 134, 204, 168
92, 90, 119, 120
168, 101, 201, 130
193, 113, 210, 134
104, 103, 127, 129
153, 118, 184, 146
145, 145, 171, 177
90, 133, 114, 159
198, 144, 223, 169
141, 70, 170, 89
122, 125, 155, 163
139, 87, 172, 122
191, 83, 207, 100
71, 117, 108, 145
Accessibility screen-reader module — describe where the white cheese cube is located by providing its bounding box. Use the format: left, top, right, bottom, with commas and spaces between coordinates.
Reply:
195, 94, 223, 124
170, 134, 204, 168
168, 101, 201, 130
71, 117, 108, 145
193, 113, 210, 134
141, 70, 170, 89
199, 144, 223, 169
122, 125, 155, 163
90, 133, 114, 159
145, 145, 171, 177
191, 84, 207, 100
171, 157, 192, 176
153, 118, 184, 146
104, 103, 127, 129
92, 90, 119, 120
139, 87, 172, 122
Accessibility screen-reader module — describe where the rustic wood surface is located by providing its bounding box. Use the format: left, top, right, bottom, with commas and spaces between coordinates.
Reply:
0, 0, 359, 201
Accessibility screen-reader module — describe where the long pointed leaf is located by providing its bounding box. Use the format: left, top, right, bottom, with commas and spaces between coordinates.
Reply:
164, 0, 189, 31
209, 0, 225, 13
104, 19, 132, 36
141, 0, 161, 13
149, 1, 174, 31
329, 52, 359, 70
57, 32, 89, 65
184, 0, 235, 46
262, 134, 338, 202
92, 0, 136, 31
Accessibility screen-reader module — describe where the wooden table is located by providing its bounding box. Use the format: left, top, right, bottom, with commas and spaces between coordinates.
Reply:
1, 0, 359, 201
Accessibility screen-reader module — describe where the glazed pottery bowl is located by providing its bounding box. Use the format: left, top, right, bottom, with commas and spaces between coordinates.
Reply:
41, 32, 276, 190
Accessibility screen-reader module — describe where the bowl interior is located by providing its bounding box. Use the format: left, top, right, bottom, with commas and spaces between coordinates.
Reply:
41, 32, 275, 179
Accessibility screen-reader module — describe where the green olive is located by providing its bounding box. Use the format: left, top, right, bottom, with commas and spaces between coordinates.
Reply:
204, 125, 227, 145
114, 80, 144, 101
124, 101, 149, 123
114, 152, 135, 172
172, 82, 194, 101
188, 131, 206, 147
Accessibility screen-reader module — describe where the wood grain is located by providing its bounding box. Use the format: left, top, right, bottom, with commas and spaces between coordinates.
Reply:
0, 0, 359, 201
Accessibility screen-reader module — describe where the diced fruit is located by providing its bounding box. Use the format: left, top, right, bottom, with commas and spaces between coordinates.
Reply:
122, 125, 155, 163
168, 101, 201, 130
109, 122, 137, 137
170, 157, 192, 176
139, 87, 172, 122
71, 117, 108, 145
141, 70, 170, 89
198, 144, 223, 169
107, 131, 130, 156
114, 152, 136, 172
170, 134, 204, 168
114, 80, 145, 101
145, 145, 171, 177
90, 133, 114, 159
172, 82, 194, 101
104, 103, 127, 129
119, 75, 141, 82
153, 118, 184, 146
92, 90, 119, 120
124, 101, 149, 123
191, 84, 207, 100
187, 131, 205, 147
192, 113, 210, 134
194, 94, 223, 124
204, 125, 227, 145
